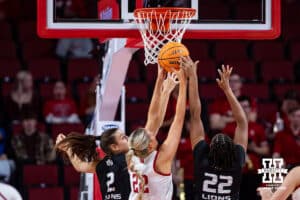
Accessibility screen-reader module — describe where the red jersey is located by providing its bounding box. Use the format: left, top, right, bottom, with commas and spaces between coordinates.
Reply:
273, 128, 300, 166
43, 98, 78, 118
176, 138, 194, 180
222, 121, 267, 171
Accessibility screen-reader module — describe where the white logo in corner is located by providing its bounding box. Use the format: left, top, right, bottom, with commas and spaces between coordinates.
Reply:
258, 158, 288, 184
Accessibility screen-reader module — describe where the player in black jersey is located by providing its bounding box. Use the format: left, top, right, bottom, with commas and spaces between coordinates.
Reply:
55, 128, 131, 200
55, 65, 178, 200
181, 57, 248, 200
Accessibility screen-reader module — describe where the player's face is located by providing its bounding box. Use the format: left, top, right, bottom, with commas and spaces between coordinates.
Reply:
113, 130, 130, 153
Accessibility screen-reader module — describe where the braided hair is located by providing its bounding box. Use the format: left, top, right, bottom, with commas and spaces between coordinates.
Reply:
208, 133, 236, 170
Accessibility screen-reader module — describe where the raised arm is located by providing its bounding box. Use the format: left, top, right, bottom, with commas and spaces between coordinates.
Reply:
145, 66, 177, 136
155, 68, 187, 174
55, 134, 99, 173
181, 57, 205, 150
217, 65, 248, 151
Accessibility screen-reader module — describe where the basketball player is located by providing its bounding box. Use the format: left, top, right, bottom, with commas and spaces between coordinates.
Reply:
55, 65, 178, 200
126, 67, 186, 200
258, 166, 300, 200
182, 57, 248, 200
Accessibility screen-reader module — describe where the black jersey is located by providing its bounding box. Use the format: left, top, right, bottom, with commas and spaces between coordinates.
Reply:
96, 154, 131, 200
193, 141, 245, 200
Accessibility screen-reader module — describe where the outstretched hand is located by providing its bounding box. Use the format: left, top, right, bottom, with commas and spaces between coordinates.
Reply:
180, 56, 199, 78
216, 65, 233, 91
162, 72, 179, 93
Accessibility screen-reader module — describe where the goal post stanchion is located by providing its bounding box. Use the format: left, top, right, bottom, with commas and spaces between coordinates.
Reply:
80, 38, 138, 200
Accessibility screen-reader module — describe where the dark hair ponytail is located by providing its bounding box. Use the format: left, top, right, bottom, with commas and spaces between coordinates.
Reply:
55, 128, 118, 162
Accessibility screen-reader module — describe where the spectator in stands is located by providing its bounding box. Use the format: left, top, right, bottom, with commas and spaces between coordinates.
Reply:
79, 76, 98, 125
11, 112, 55, 165
44, 80, 80, 124
272, 90, 300, 129
0, 128, 15, 183
273, 106, 300, 170
222, 95, 269, 200
5, 70, 41, 123
209, 73, 257, 132
56, 38, 93, 59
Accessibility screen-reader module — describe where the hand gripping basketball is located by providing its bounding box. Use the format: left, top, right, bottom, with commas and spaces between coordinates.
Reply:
158, 42, 189, 72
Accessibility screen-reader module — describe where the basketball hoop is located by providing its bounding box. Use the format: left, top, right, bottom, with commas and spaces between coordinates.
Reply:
134, 7, 196, 65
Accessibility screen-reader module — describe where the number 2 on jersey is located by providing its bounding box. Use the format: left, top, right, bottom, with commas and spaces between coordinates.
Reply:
106, 172, 116, 192
132, 174, 149, 193
203, 173, 233, 194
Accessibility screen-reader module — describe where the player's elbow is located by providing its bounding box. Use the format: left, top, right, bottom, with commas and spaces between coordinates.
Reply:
190, 109, 200, 119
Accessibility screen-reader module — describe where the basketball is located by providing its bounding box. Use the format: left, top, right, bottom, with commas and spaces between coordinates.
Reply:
158, 42, 189, 72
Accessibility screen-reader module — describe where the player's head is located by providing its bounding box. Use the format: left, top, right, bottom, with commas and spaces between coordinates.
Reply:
127, 128, 157, 159
100, 128, 129, 155
55, 128, 129, 162
126, 128, 157, 199
209, 133, 236, 170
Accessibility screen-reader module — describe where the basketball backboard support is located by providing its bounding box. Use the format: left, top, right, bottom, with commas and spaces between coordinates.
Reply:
37, 0, 281, 40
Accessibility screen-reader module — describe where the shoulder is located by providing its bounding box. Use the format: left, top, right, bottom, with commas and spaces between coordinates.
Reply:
113, 154, 127, 165
193, 140, 209, 155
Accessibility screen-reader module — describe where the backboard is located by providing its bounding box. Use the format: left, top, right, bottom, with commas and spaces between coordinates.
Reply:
37, 0, 281, 40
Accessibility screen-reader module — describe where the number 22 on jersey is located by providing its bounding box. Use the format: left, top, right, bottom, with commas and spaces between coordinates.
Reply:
203, 172, 233, 194
132, 173, 150, 193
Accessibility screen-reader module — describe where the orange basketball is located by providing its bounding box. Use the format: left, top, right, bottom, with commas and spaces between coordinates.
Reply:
158, 42, 189, 72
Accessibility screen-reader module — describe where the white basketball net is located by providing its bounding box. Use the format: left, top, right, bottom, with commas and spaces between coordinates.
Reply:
134, 8, 195, 65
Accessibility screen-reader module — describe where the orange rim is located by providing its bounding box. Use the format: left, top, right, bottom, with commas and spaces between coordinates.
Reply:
134, 7, 196, 19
